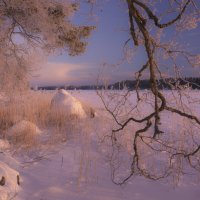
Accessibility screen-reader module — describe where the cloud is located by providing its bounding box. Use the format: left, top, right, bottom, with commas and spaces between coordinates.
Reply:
29, 61, 137, 87
29, 62, 87, 86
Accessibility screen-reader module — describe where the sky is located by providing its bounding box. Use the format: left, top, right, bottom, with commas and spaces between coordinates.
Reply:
30, 0, 200, 87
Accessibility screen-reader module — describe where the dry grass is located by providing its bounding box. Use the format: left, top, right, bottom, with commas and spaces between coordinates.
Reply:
0, 90, 104, 185
8, 124, 39, 148
0, 90, 76, 147
0, 91, 73, 128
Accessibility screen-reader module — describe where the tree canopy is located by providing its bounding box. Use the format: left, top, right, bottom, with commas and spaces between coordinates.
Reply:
0, 0, 94, 92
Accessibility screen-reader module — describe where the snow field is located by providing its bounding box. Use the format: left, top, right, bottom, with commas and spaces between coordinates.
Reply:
0, 89, 199, 200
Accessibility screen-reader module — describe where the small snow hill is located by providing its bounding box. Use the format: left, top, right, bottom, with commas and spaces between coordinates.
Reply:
6, 120, 41, 145
51, 89, 95, 119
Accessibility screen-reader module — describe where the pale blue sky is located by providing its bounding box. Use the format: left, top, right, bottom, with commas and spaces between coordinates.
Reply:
30, 0, 200, 87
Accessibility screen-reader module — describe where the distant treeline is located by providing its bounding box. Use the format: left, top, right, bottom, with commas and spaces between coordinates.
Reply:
36, 85, 101, 90
109, 77, 200, 90
35, 77, 200, 90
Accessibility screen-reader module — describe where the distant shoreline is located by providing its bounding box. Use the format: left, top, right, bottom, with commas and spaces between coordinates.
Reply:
33, 77, 200, 90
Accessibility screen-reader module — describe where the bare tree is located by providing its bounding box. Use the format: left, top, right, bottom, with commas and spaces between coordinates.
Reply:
0, 0, 94, 93
95, 0, 200, 184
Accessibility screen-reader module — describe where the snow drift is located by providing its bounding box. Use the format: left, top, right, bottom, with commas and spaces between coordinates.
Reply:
0, 161, 20, 200
6, 120, 41, 144
51, 89, 88, 119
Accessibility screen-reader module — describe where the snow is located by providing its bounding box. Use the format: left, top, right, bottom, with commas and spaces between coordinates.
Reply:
5, 120, 42, 147
0, 161, 20, 200
0, 90, 200, 200
7, 120, 41, 138
15, 143, 200, 200
51, 89, 87, 119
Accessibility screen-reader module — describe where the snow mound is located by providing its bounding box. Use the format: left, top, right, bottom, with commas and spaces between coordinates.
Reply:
0, 161, 20, 200
8, 120, 41, 136
6, 120, 41, 144
51, 89, 87, 119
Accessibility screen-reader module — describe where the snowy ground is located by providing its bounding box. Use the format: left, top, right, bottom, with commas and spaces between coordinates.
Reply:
0, 90, 200, 200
